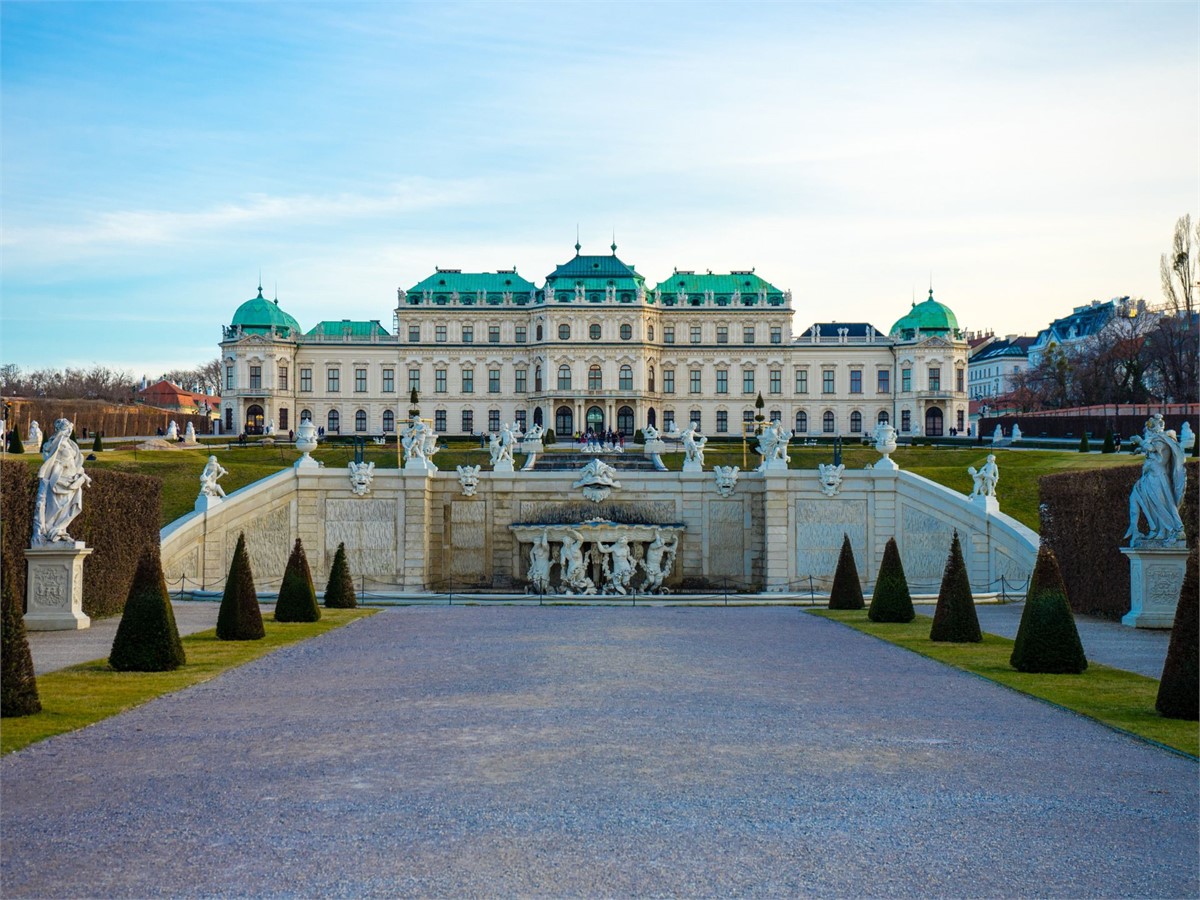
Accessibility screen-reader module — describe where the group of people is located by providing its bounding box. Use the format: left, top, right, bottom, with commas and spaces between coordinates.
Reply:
577, 428, 624, 451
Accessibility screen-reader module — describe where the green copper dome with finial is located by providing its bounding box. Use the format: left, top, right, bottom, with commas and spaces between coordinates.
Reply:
889, 289, 960, 339
231, 286, 301, 337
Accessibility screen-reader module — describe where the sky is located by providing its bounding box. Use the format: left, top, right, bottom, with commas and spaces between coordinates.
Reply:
2, 0, 1197, 379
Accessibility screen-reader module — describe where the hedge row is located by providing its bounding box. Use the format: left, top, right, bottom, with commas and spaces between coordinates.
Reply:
1039, 460, 1198, 619
0, 460, 162, 617
4, 397, 212, 441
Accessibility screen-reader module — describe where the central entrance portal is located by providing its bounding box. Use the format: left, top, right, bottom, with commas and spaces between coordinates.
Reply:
587, 405, 604, 433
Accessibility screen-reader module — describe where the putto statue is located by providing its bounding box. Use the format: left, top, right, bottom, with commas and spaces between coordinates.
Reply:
680, 422, 707, 469
523, 422, 545, 444
527, 529, 551, 593
817, 462, 845, 498
755, 420, 792, 470
456, 464, 481, 496
1125, 414, 1186, 545
488, 423, 516, 468
968, 454, 999, 499
33, 419, 91, 546
641, 528, 679, 594
714, 465, 740, 497
348, 460, 375, 496
401, 415, 438, 470
28, 420, 43, 451
198, 455, 228, 498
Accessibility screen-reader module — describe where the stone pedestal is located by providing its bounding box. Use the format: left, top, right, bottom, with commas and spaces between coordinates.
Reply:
682, 458, 704, 473
25, 543, 92, 631
971, 494, 999, 516
873, 456, 899, 471
294, 452, 319, 470
493, 458, 514, 473
760, 458, 788, 473
521, 440, 544, 455
1120, 544, 1189, 628
194, 493, 224, 513
404, 457, 437, 473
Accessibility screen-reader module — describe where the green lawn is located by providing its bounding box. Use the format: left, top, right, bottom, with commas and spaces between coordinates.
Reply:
2, 608, 377, 755
813, 608, 1198, 758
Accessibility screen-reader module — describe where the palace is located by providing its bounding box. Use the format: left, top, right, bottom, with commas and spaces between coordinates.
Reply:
220, 244, 970, 440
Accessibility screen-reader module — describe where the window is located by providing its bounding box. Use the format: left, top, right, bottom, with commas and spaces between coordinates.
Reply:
770, 326, 782, 344
956, 369, 965, 392
648, 366, 655, 392
796, 370, 808, 394
823, 411, 836, 433
850, 370, 862, 393
435, 369, 447, 393
589, 365, 603, 391
717, 326, 729, 344
822, 370, 834, 394
901, 409, 911, 432
877, 410, 889, 426
436, 325, 447, 343
619, 365, 633, 390
515, 325, 527, 343
462, 409, 474, 433
743, 327, 755, 344
664, 326, 675, 344
535, 366, 542, 392
279, 408, 288, 431
300, 368, 312, 392
515, 409, 527, 431
929, 366, 941, 391
902, 368, 912, 392
648, 325, 655, 341
383, 369, 395, 393
355, 409, 367, 432
770, 369, 782, 395
558, 365, 572, 390
743, 410, 755, 429
408, 369, 419, 392
462, 368, 474, 393
850, 411, 863, 433
462, 325, 474, 343
435, 410, 446, 432
225, 407, 233, 430
327, 369, 340, 392
559, 323, 571, 340
383, 410, 395, 432
535, 324, 543, 341
877, 370, 890, 393
249, 366, 261, 390
590, 323, 601, 340
690, 325, 701, 344
488, 409, 500, 432
327, 410, 341, 432
409, 325, 420, 342
743, 370, 755, 394
663, 370, 675, 393
515, 368, 527, 393
489, 325, 500, 343
356, 369, 368, 392
489, 368, 500, 393
664, 409, 676, 432
795, 411, 808, 433
716, 369, 728, 394
226, 366, 234, 390
620, 323, 632, 340
278, 367, 288, 390
689, 369, 702, 393
717, 411, 728, 433
690, 410, 702, 429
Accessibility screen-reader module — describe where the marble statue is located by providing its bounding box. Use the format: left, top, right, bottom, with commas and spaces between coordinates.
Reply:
572, 458, 622, 502
755, 420, 792, 470
28, 420, 43, 451
643, 423, 660, 443
184, 422, 197, 443
456, 464, 481, 496
642, 528, 679, 594
1125, 414, 1186, 545
166, 421, 179, 441
680, 422, 707, 469
401, 415, 437, 469
348, 460, 375, 496
1011, 423, 1022, 442
33, 419, 91, 546
968, 454, 999, 499
817, 462, 845, 497
523, 423, 545, 443
559, 529, 595, 594
598, 535, 636, 595
872, 421, 899, 469
714, 465, 740, 497
489, 424, 516, 467
264, 419, 275, 436
1179, 421, 1195, 451
527, 530, 551, 593
992, 424, 1003, 443
198, 455, 228, 498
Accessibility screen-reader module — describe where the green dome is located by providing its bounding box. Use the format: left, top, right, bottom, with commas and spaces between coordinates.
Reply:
890, 289, 960, 339
231, 287, 301, 336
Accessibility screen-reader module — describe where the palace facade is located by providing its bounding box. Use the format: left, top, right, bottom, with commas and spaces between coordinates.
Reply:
220, 245, 970, 441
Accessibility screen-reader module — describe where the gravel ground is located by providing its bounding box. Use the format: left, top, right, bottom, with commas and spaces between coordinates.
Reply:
2, 607, 1196, 898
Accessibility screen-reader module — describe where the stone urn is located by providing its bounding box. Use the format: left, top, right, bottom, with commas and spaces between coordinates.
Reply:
873, 423, 898, 470
294, 417, 318, 468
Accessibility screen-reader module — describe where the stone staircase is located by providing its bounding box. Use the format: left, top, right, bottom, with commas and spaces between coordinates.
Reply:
530, 450, 662, 472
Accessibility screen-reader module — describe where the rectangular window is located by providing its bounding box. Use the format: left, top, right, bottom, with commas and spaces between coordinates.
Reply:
716, 411, 728, 433
515, 409, 527, 430
929, 367, 941, 391
462, 368, 474, 393
901, 410, 911, 432
355, 369, 367, 392
278, 367, 288, 390
435, 369, 447, 393
796, 370, 808, 394
489, 325, 500, 343
664, 326, 675, 344
279, 408, 289, 431
956, 368, 964, 392
770, 369, 782, 394
743, 410, 756, 428
902, 368, 912, 392
461, 409, 473, 433
408, 325, 420, 342
435, 410, 446, 432
822, 371, 834, 394
877, 370, 890, 393
743, 326, 755, 344
489, 368, 500, 393
515, 325, 527, 344
957, 410, 965, 432
408, 368, 419, 392
382, 369, 395, 393
690, 325, 701, 344
743, 370, 755, 394
515, 368, 527, 393
488, 409, 501, 432
226, 366, 234, 390
462, 325, 473, 343
717, 326, 728, 344
436, 325, 447, 343
716, 370, 728, 394
299, 368, 313, 393
327, 369, 340, 392
249, 366, 261, 390
689, 370, 702, 393
770, 326, 782, 344
225, 408, 233, 431
664, 409, 676, 432
663, 370, 675, 394
850, 370, 862, 394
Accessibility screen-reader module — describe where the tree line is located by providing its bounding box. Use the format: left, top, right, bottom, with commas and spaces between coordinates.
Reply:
1, 359, 221, 403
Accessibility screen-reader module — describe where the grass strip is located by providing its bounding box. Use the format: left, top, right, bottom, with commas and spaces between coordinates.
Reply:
811, 609, 1198, 758
2, 608, 377, 755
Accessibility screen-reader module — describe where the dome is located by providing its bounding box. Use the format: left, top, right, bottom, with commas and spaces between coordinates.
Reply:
231, 287, 301, 336
889, 289, 960, 339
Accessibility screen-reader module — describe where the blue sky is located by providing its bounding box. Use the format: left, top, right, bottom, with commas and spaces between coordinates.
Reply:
2, 0, 1196, 378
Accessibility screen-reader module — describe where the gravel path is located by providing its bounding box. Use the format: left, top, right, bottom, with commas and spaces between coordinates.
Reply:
2, 607, 1195, 898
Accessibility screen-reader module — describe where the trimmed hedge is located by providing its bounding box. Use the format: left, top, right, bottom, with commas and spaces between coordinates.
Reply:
929, 531, 981, 643
323, 542, 357, 609
1040, 460, 1198, 619
275, 538, 320, 623
1156, 546, 1198, 720
6, 429, 24, 454
217, 533, 265, 641
1011, 545, 1088, 674
1, 544, 40, 717
828, 533, 864, 610
109, 547, 185, 672
868, 537, 914, 623
1, 460, 37, 607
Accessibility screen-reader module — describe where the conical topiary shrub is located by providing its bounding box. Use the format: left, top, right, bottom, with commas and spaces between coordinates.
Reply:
1, 548, 41, 717
275, 538, 321, 623
868, 537, 914, 623
1101, 429, 1115, 453
1156, 546, 1198, 720
929, 531, 982, 642
323, 542, 357, 609
1010, 544, 1087, 673
828, 533, 864, 610
7, 429, 24, 454
92, 432, 103, 453
109, 547, 186, 671
1078, 432, 1090, 452
217, 533, 265, 640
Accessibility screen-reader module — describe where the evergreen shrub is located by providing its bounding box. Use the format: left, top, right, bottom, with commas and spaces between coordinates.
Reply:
1, 546, 41, 717
929, 531, 982, 642
828, 533, 864, 610
1010, 545, 1087, 673
544, 429, 556, 445
634, 429, 645, 444
92, 432, 103, 453
109, 547, 186, 671
1078, 432, 1090, 452
216, 533, 265, 640
868, 537, 914, 623
323, 542, 357, 609
1156, 546, 1198, 720
1102, 429, 1115, 453
7, 429, 24, 454
275, 538, 321, 622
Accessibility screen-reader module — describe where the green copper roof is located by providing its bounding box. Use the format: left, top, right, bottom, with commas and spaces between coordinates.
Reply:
547, 253, 644, 281
231, 287, 301, 336
305, 320, 390, 338
407, 269, 536, 297
889, 289, 960, 338
655, 270, 785, 299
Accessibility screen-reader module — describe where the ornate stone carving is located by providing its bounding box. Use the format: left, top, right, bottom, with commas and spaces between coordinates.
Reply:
558, 529, 596, 594
641, 527, 679, 594
572, 458, 621, 502
714, 465, 740, 497
817, 463, 845, 497
872, 422, 899, 470
598, 536, 636, 595
34, 418, 91, 547
199, 455, 228, 499
488, 422, 517, 472
457, 464, 481, 496
680, 422, 707, 471
527, 529, 551, 593
294, 416, 318, 468
1125, 414, 1186, 546
348, 460, 375, 496
33, 566, 69, 608
755, 420, 792, 471
401, 414, 438, 472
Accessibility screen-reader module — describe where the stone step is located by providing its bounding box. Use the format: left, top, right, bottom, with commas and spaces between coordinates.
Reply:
531, 452, 662, 472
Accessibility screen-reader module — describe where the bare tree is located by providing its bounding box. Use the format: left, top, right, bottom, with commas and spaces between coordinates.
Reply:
1149, 215, 1200, 402
1161, 214, 1197, 317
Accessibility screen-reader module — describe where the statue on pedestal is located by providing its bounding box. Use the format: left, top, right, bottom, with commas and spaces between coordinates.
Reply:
28, 420, 43, 451
968, 454, 999, 499
184, 422, 197, 444
681, 422, 707, 468
166, 421, 179, 441
401, 415, 437, 469
199, 455, 228, 498
34, 419, 91, 546
1125, 414, 1186, 545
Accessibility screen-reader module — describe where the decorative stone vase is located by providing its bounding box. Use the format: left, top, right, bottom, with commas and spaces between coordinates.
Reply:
294, 418, 318, 469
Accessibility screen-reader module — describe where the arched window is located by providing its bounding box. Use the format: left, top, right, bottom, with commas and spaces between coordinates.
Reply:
300, 409, 313, 424
619, 365, 633, 390
617, 406, 634, 435
795, 411, 808, 433
925, 406, 944, 437
535, 324, 543, 341
558, 323, 571, 340
770, 409, 781, 424
245, 404, 265, 434
558, 365, 572, 390
648, 325, 655, 341
555, 405, 573, 436
647, 407, 657, 427
534, 365, 543, 392
823, 411, 835, 433
588, 365, 603, 391
355, 409, 367, 432
620, 323, 632, 340
648, 366, 655, 392
327, 409, 340, 433
690, 410, 702, 430
532, 407, 543, 427
382, 410, 395, 433
877, 410, 890, 425
589, 323, 601, 340
850, 411, 863, 433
